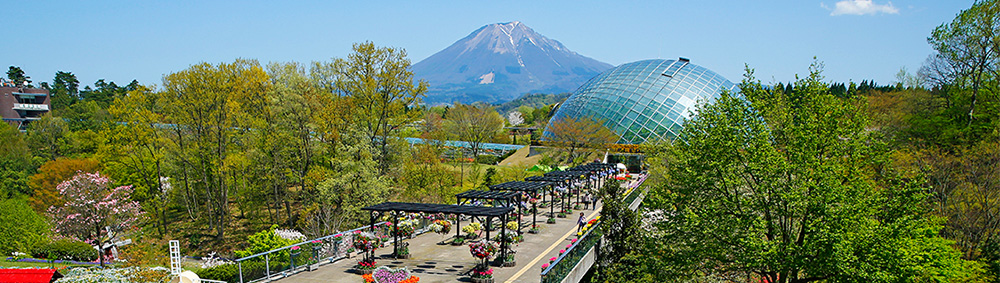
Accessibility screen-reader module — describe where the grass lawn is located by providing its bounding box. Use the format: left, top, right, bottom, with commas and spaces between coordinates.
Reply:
0, 260, 97, 269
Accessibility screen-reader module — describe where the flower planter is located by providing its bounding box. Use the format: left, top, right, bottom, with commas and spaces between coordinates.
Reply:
356, 268, 374, 275
529, 229, 540, 234
501, 260, 516, 267
557, 214, 567, 218
546, 219, 556, 224
395, 253, 410, 259
471, 277, 495, 283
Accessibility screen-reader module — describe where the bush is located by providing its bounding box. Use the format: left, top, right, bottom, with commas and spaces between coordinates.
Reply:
475, 155, 500, 165
198, 260, 288, 283
0, 198, 49, 255
31, 238, 98, 261
234, 225, 295, 262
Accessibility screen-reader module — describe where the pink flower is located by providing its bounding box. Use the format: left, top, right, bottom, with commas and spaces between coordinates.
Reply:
570, 239, 577, 243
549, 257, 556, 262
291, 246, 300, 250
566, 244, 572, 249
559, 249, 565, 254
541, 263, 549, 269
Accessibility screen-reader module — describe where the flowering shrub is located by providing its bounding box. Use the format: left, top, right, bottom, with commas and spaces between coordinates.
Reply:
199, 252, 232, 269
47, 172, 144, 266
468, 241, 498, 259
8, 252, 27, 261
274, 229, 306, 241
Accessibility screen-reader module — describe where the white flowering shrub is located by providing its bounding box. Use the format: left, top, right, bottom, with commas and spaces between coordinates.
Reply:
274, 229, 306, 241
199, 251, 232, 269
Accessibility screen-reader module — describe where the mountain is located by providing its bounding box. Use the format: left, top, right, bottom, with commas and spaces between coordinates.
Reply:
412, 21, 613, 105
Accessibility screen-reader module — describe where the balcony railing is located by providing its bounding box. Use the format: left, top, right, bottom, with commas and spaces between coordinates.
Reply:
13, 103, 49, 111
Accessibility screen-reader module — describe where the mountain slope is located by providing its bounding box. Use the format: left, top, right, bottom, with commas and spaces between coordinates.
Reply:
413, 22, 613, 105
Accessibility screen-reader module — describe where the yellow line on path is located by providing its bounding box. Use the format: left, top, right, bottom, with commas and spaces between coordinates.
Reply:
505, 209, 601, 283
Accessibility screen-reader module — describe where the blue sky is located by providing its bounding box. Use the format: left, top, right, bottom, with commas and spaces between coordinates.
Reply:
0, 0, 975, 90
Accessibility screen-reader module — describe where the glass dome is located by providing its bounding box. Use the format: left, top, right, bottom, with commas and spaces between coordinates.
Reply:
543, 58, 738, 144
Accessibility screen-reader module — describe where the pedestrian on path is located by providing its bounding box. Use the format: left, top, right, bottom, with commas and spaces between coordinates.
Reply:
584, 193, 593, 210
577, 212, 586, 233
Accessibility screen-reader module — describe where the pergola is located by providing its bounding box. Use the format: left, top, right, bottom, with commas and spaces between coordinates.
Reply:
544, 171, 589, 209
525, 175, 575, 217
361, 202, 516, 261
567, 163, 618, 203
488, 181, 554, 229
455, 190, 523, 233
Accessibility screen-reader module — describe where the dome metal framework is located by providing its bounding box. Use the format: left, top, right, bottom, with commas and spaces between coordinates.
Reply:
544, 58, 738, 144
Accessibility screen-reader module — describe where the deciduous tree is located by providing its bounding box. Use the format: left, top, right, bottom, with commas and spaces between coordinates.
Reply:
333, 42, 427, 174
47, 172, 143, 267
644, 65, 982, 282
544, 116, 617, 164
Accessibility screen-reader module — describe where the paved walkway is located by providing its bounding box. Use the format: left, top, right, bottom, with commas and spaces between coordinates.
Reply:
280, 204, 603, 283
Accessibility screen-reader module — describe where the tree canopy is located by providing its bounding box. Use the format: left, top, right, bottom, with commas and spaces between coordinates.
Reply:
634, 64, 983, 282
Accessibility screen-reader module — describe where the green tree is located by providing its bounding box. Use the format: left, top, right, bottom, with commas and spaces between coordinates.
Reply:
332, 42, 427, 174
6, 66, 31, 87
446, 103, 505, 158
160, 59, 269, 239
49, 71, 80, 111
644, 65, 982, 282
0, 122, 33, 199
100, 85, 172, 235
925, 0, 1000, 129
27, 114, 71, 161
0, 198, 49, 255
316, 133, 394, 232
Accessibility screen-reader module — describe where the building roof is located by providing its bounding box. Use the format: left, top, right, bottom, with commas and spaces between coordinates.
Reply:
544, 58, 738, 144
0, 269, 62, 283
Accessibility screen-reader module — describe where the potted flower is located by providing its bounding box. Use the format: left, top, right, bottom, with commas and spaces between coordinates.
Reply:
468, 241, 498, 283
557, 212, 567, 218
505, 221, 518, 231
462, 223, 482, 239
546, 217, 556, 224
396, 242, 410, 259
529, 225, 541, 234
353, 231, 381, 273
451, 237, 466, 246
470, 266, 494, 283
290, 246, 302, 268
355, 258, 377, 275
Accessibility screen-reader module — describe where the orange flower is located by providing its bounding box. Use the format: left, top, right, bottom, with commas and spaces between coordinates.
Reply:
362, 274, 375, 283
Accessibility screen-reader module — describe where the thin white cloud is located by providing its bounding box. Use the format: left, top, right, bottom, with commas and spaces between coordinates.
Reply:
824, 0, 899, 16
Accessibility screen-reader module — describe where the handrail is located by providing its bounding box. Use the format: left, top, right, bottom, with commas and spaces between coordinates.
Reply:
229, 218, 433, 283
539, 173, 647, 283
540, 221, 601, 279
234, 222, 389, 261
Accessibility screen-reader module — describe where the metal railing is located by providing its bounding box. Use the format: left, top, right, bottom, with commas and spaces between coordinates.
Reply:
229, 217, 435, 283
540, 222, 603, 283
539, 173, 648, 283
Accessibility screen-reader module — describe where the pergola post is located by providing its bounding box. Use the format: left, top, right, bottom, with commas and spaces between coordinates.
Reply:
485, 216, 492, 246
393, 211, 399, 258
500, 213, 507, 264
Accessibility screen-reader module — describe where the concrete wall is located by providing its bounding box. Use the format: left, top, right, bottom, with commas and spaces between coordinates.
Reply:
561, 245, 596, 283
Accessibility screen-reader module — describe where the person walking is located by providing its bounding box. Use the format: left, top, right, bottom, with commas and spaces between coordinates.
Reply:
577, 212, 586, 233
584, 193, 593, 210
